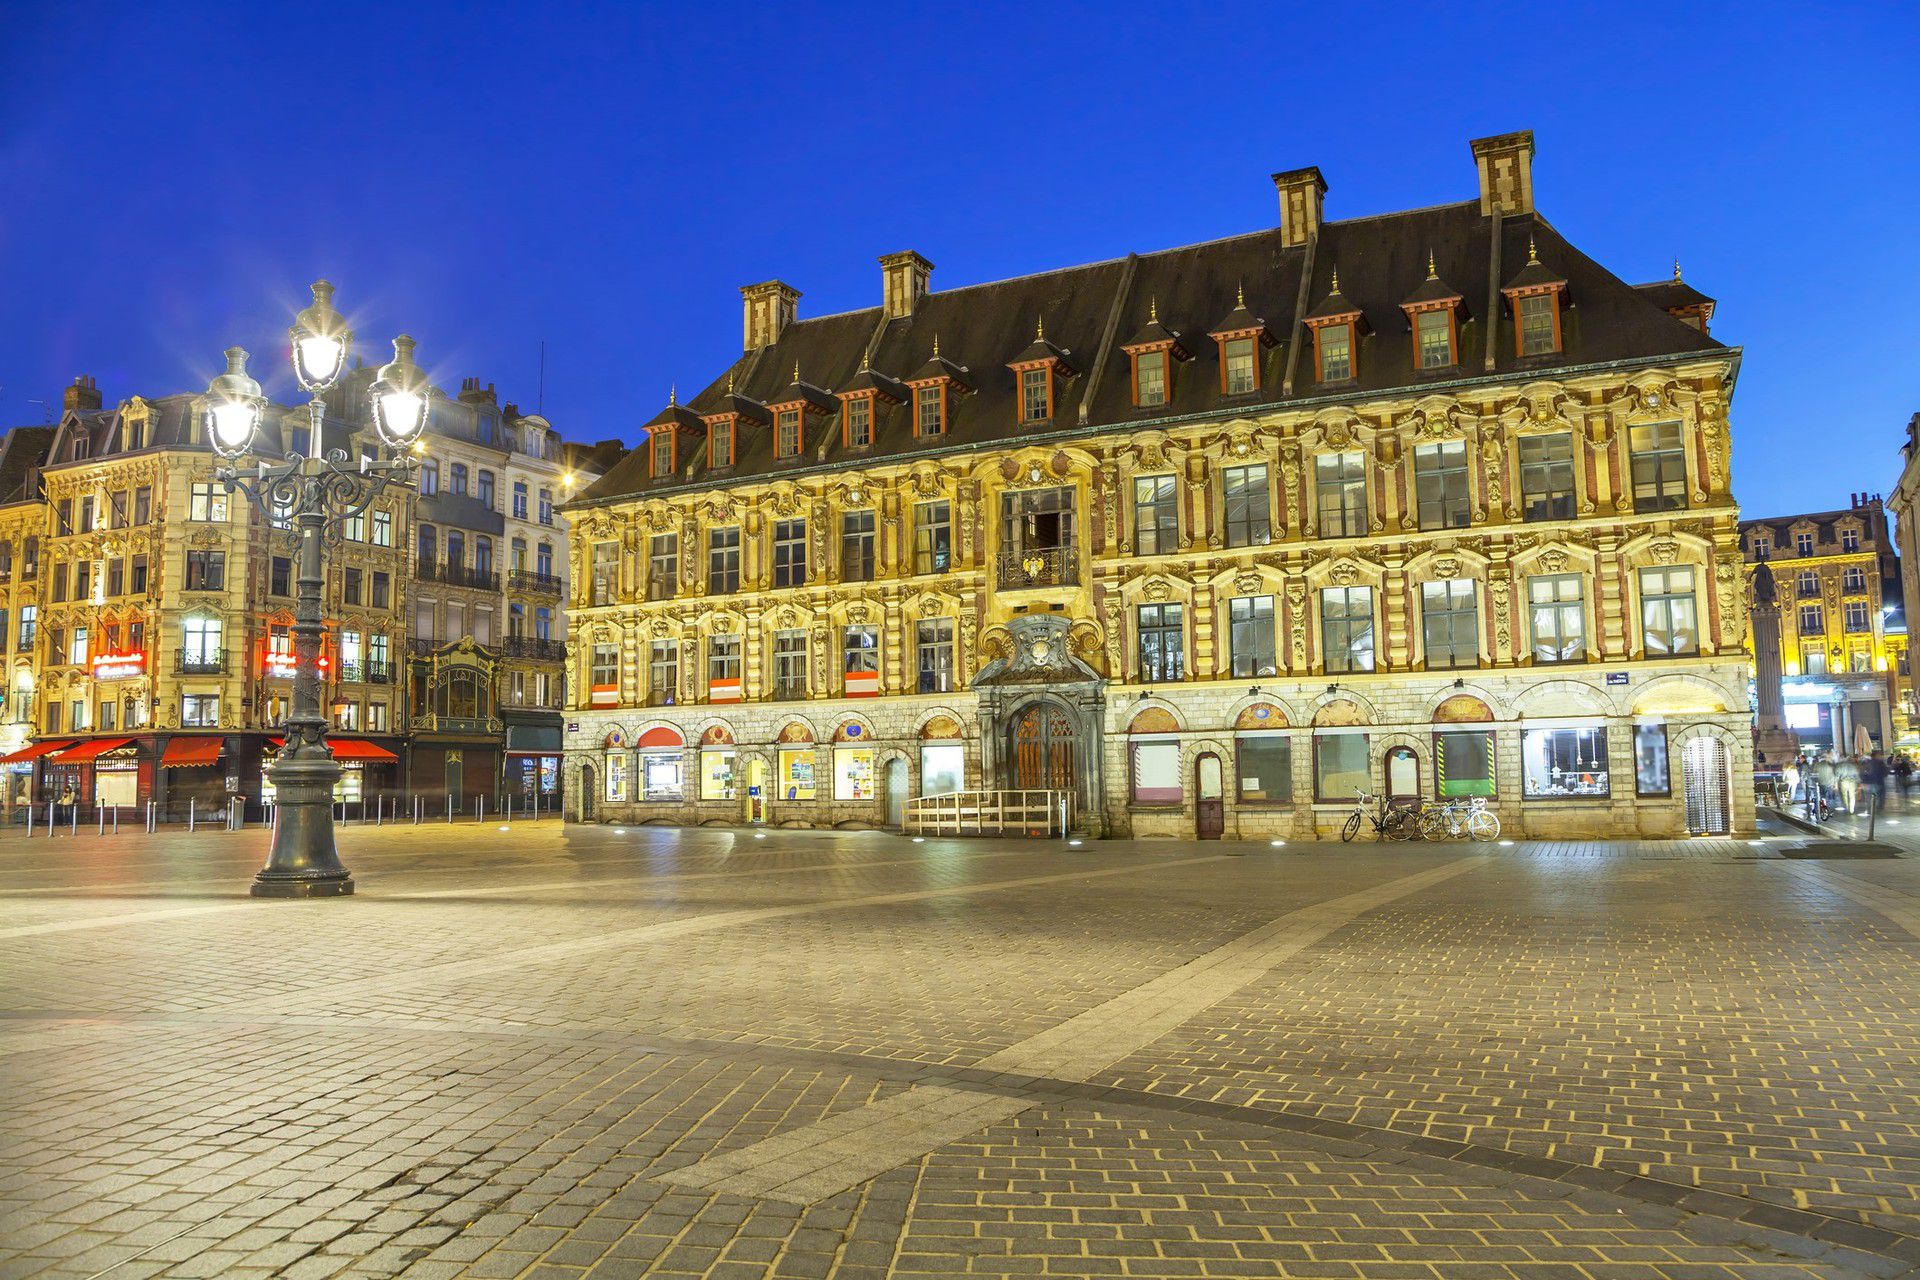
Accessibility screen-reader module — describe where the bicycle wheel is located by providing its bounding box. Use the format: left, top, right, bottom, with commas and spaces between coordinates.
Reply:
1468, 810, 1500, 841
1385, 809, 1418, 842
1340, 811, 1361, 843
1418, 808, 1448, 841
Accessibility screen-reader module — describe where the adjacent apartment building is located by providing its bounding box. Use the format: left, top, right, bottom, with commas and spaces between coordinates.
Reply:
0, 367, 613, 819
561, 130, 1754, 839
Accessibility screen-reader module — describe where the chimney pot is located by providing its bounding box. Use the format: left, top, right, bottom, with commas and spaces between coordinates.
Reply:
740, 280, 802, 351
879, 251, 934, 319
63, 375, 102, 413
1271, 167, 1327, 248
1469, 130, 1536, 216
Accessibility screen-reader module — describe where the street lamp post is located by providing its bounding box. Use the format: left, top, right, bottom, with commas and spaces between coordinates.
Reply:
206, 281, 427, 897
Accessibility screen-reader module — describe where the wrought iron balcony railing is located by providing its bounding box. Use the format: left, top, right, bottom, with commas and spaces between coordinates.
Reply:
994, 546, 1078, 590
174, 650, 227, 675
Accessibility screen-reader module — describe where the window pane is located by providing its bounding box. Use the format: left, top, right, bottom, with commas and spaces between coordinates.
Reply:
1435, 731, 1494, 797
1223, 465, 1270, 547
1315, 453, 1366, 538
1320, 586, 1374, 674
1229, 596, 1277, 677
1413, 440, 1469, 530
1519, 433, 1575, 521
1522, 728, 1610, 797
1237, 734, 1290, 802
1630, 422, 1688, 513
1131, 741, 1181, 804
1421, 579, 1478, 669
1634, 724, 1670, 795
1314, 734, 1369, 801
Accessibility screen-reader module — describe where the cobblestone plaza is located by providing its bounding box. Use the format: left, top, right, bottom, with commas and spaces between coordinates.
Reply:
3, 822, 1918, 1279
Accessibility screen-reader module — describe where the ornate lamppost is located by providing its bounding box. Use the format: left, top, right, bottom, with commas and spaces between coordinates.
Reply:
205, 281, 428, 897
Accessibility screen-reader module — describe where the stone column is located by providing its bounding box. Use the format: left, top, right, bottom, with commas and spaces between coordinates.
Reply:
1749, 564, 1797, 765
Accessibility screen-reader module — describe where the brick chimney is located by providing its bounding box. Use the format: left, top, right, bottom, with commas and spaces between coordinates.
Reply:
63, 375, 102, 413
741, 280, 801, 351
1271, 167, 1327, 248
879, 252, 933, 319
1469, 130, 1536, 216
457, 377, 497, 406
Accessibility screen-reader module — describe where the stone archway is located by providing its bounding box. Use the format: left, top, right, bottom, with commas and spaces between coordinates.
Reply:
972, 614, 1108, 832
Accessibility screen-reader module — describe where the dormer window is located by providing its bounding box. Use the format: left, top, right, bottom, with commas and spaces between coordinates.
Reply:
775, 409, 802, 458
649, 429, 675, 478
1223, 339, 1256, 393
1795, 532, 1815, 557
1415, 311, 1452, 367
1134, 351, 1167, 406
1502, 238, 1568, 358
1021, 369, 1051, 421
843, 395, 872, 449
1009, 318, 1074, 426
1316, 323, 1353, 381
1121, 302, 1189, 410
1209, 286, 1276, 396
915, 386, 945, 437
709, 419, 735, 467
835, 361, 903, 449
767, 366, 836, 461
1842, 527, 1861, 553
1401, 253, 1465, 371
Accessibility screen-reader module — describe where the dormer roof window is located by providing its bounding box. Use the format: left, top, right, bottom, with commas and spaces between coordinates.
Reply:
1502, 237, 1568, 357
1400, 251, 1467, 371
1007, 317, 1076, 425
642, 390, 704, 480
1120, 301, 1190, 409
1209, 283, 1277, 395
700, 376, 765, 471
765, 364, 837, 460
904, 336, 972, 439
1634, 262, 1716, 335
837, 357, 907, 450
1304, 266, 1367, 383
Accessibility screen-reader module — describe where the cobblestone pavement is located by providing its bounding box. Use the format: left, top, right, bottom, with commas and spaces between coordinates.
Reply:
2, 819, 1917, 1279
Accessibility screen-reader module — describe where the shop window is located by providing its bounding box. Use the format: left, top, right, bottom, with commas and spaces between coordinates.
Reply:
641, 751, 682, 801
1314, 733, 1369, 801
1634, 724, 1671, 796
1236, 733, 1290, 803
778, 747, 815, 800
1521, 727, 1610, 798
1434, 730, 1495, 797
700, 749, 736, 800
832, 747, 876, 801
1130, 739, 1181, 805
920, 743, 964, 797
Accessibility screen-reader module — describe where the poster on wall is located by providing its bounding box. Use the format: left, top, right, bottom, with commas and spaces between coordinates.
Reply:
605, 752, 628, 801
779, 748, 815, 800
833, 748, 875, 800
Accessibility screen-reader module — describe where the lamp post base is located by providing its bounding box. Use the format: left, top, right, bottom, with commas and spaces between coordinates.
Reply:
251, 871, 355, 898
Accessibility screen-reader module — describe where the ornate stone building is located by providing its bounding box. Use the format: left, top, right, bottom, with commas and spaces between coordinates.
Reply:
1744, 494, 1911, 752
563, 130, 1753, 838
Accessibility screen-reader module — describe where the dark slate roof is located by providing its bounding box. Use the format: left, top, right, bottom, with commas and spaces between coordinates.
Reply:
1122, 313, 1186, 352
643, 399, 707, 434
0, 426, 55, 503
1502, 245, 1566, 293
579, 201, 1727, 505
1741, 502, 1894, 563
1634, 277, 1716, 312
1403, 264, 1465, 309
841, 362, 909, 403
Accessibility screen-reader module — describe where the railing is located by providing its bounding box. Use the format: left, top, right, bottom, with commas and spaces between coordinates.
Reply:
417, 561, 501, 591
408, 638, 439, 657
995, 546, 1078, 590
411, 713, 504, 735
174, 651, 227, 675
501, 636, 567, 661
509, 569, 565, 596
904, 789, 1074, 838
338, 661, 394, 684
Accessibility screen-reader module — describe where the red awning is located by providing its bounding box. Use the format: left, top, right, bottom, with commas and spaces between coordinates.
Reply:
266, 737, 398, 762
0, 740, 74, 764
161, 737, 225, 767
51, 737, 136, 763
637, 726, 684, 749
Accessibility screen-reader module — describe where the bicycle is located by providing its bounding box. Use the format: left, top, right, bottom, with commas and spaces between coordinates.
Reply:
1418, 796, 1502, 841
1340, 789, 1420, 842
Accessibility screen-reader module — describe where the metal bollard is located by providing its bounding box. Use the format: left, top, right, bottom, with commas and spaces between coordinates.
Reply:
97, 802, 105, 836
446, 794, 453, 823
69, 803, 76, 835
414, 794, 421, 825
47, 800, 55, 838
24, 804, 32, 836
188, 798, 196, 832
113, 806, 120, 835
145, 800, 156, 833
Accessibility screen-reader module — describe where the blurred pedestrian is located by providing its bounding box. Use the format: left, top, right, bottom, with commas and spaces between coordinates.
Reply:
1865, 749, 1889, 811
1838, 755, 1862, 814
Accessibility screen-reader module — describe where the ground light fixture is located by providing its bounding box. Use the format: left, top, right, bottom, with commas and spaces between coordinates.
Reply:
1270, 839, 1286, 847
206, 280, 421, 898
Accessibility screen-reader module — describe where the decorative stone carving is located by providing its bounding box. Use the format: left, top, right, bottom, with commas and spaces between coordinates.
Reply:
1234, 572, 1263, 595
1142, 578, 1172, 603
1537, 547, 1568, 574
1431, 557, 1461, 580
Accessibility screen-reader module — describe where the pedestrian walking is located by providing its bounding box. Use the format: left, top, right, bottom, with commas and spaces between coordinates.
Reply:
58, 784, 77, 826
1838, 755, 1862, 814
1865, 749, 1889, 812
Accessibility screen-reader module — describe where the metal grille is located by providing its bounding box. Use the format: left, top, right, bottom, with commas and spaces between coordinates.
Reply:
1682, 737, 1729, 834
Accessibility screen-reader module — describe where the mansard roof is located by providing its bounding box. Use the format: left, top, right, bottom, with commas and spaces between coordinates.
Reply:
579, 200, 1727, 506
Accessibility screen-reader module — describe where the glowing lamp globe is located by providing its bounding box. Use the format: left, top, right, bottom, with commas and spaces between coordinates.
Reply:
205, 347, 266, 458
370, 335, 429, 449
289, 280, 352, 391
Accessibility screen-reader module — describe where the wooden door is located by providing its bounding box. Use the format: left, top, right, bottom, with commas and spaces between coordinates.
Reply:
1010, 704, 1075, 793
1196, 752, 1224, 840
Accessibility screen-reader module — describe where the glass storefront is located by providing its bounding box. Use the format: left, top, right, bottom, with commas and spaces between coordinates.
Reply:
700, 748, 736, 801
1522, 727, 1610, 797
778, 748, 815, 800
918, 744, 963, 797
832, 747, 875, 801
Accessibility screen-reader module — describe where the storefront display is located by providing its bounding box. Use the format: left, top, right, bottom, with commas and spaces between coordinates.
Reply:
1236, 733, 1290, 802
832, 747, 875, 801
1522, 726, 1610, 797
1434, 730, 1495, 797
700, 748, 735, 801
1130, 739, 1180, 805
918, 744, 963, 797
642, 751, 682, 801
1313, 732, 1369, 801
605, 751, 628, 802
778, 747, 815, 800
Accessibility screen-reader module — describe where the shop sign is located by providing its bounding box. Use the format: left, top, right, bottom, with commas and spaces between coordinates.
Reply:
91, 652, 146, 681
1605, 673, 1630, 686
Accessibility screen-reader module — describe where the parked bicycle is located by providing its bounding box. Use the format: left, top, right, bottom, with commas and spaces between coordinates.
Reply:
1341, 788, 1420, 842
1418, 795, 1502, 842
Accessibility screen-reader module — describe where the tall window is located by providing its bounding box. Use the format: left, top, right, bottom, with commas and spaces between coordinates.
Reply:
1798, 604, 1823, 634
915, 386, 945, 437
591, 541, 617, 605
1422, 579, 1478, 669
708, 527, 740, 594
1794, 531, 1814, 557
648, 534, 677, 601
450, 463, 468, 495
1229, 595, 1277, 678
181, 694, 220, 727
1517, 294, 1559, 355
1641, 567, 1698, 656
709, 420, 735, 467
649, 639, 678, 704
1223, 336, 1256, 394
182, 617, 222, 664
185, 550, 225, 591
590, 642, 618, 688
1519, 433, 1575, 521
1841, 527, 1861, 552
772, 519, 807, 588
708, 635, 741, 688
537, 542, 553, 577
917, 619, 954, 693
344, 566, 363, 605
1020, 368, 1051, 422
1415, 309, 1453, 368
650, 430, 674, 477
775, 409, 801, 459
914, 501, 951, 574
1316, 322, 1353, 380
1413, 441, 1470, 530
843, 626, 878, 687
372, 509, 392, 547
17, 605, 34, 650
1529, 574, 1586, 663
1796, 571, 1819, 598
1844, 599, 1871, 632
1133, 477, 1177, 554
1223, 465, 1271, 547
1136, 603, 1184, 682
188, 482, 227, 521
1630, 422, 1689, 513
841, 510, 876, 582
538, 488, 553, 524
479, 471, 496, 508
772, 629, 807, 699
512, 481, 528, 519
1842, 566, 1867, 593
1320, 587, 1374, 674
1316, 453, 1367, 537
844, 397, 872, 448
1133, 350, 1167, 407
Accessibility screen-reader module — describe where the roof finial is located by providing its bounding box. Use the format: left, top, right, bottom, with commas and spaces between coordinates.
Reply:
1673, 257, 1683, 281
793, 359, 801, 383
861, 350, 870, 370
1236, 279, 1246, 307
1149, 296, 1158, 322
669, 383, 677, 406
1527, 236, 1539, 264
726, 371, 735, 394
1427, 249, 1437, 278
932, 333, 941, 357
1036, 315, 1045, 340
1329, 265, 1341, 293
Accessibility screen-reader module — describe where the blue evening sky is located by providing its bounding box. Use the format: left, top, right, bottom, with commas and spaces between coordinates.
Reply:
2, 2, 1913, 519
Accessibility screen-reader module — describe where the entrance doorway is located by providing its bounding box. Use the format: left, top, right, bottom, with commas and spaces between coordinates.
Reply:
1010, 703, 1075, 792
1682, 736, 1730, 834
581, 764, 596, 821
1385, 746, 1420, 803
745, 757, 769, 824
883, 758, 908, 828
1195, 752, 1223, 839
